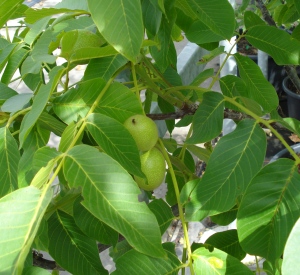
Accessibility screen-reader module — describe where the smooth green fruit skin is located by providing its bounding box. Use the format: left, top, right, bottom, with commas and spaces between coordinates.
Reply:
123, 114, 159, 152
134, 147, 166, 191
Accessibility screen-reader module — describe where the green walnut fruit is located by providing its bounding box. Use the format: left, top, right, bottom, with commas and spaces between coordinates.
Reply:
124, 114, 158, 152
60, 29, 103, 60
134, 147, 166, 191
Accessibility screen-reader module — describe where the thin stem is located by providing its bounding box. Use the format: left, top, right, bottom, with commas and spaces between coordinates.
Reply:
6, 107, 31, 128
255, 256, 261, 275
158, 139, 195, 275
178, 124, 193, 161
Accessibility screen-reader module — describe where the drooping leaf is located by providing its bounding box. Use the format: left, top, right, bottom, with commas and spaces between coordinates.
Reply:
112, 248, 181, 275
0, 41, 18, 72
246, 25, 300, 65
187, 92, 224, 144
186, 0, 235, 40
185, 120, 266, 221
37, 112, 66, 137
0, 83, 17, 104
1, 47, 28, 84
86, 113, 143, 177
0, 127, 20, 197
73, 197, 119, 246
0, 185, 53, 274
63, 145, 165, 258
234, 53, 278, 112
87, 0, 144, 62
237, 159, 300, 263
19, 66, 65, 147
192, 247, 252, 274
148, 199, 174, 235
205, 230, 246, 260
48, 210, 108, 275
282, 218, 300, 275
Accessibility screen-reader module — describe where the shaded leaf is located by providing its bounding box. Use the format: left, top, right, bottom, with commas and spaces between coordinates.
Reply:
237, 159, 300, 263
112, 248, 181, 275
0, 0, 24, 28
73, 197, 119, 246
1, 93, 32, 113
187, 92, 224, 144
87, 0, 144, 62
37, 112, 66, 137
63, 145, 165, 258
0, 186, 52, 274
234, 53, 278, 112
185, 120, 266, 221
148, 199, 174, 235
0, 127, 20, 197
48, 210, 108, 275
205, 230, 246, 260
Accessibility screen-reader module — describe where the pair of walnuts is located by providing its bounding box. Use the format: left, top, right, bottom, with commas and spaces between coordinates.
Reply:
124, 115, 166, 191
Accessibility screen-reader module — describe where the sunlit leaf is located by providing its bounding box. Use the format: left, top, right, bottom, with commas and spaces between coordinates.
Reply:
237, 159, 300, 262
0, 186, 52, 274
186, 120, 266, 221
63, 145, 165, 258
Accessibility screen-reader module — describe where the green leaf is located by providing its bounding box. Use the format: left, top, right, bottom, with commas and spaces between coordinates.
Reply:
186, 120, 266, 221
187, 92, 224, 144
0, 0, 24, 27
186, 0, 235, 40
234, 53, 278, 112
186, 145, 211, 163
112, 248, 181, 275
83, 55, 128, 82
48, 210, 108, 275
192, 247, 252, 274
53, 79, 143, 124
237, 159, 300, 263
245, 25, 300, 65
1, 48, 28, 84
142, 0, 162, 36
205, 230, 246, 260
186, 20, 224, 44
73, 197, 119, 246
198, 46, 225, 64
244, 10, 266, 29
0, 41, 18, 72
25, 8, 87, 24
0, 82, 17, 104
19, 66, 65, 147
18, 126, 50, 188
86, 113, 143, 177
210, 205, 237, 226
190, 68, 214, 86
31, 159, 57, 189
58, 122, 82, 152
70, 46, 118, 64
63, 145, 165, 258
148, 199, 174, 235
22, 266, 51, 275
149, 14, 177, 72
37, 112, 66, 137
87, 0, 144, 62
0, 127, 20, 197
282, 218, 300, 275
1, 93, 32, 113
0, 186, 53, 274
